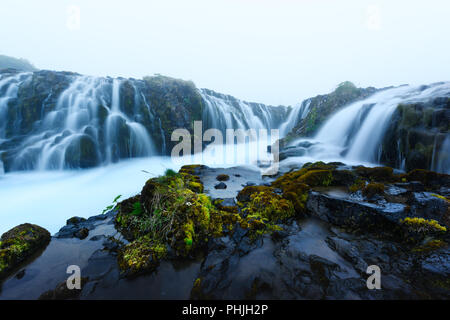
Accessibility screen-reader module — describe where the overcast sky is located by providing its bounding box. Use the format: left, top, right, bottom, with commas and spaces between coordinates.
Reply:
1, 0, 449, 105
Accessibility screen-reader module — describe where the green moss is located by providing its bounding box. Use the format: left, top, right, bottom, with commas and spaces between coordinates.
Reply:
114, 167, 227, 276
413, 240, 447, 253
117, 236, 167, 276
243, 191, 295, 223
297, 170, 333, 187
0, 224, 50, 280
362, 183, 385, 199
349, 179, 366, 193
354, 166, 394, 182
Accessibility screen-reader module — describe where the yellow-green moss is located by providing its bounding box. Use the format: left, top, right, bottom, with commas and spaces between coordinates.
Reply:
413, 240, 447, 253
401, 217, 447, 233
431, 193, 449, 202
117, 236, 167, 276
244, 191, 295, 223
0, 224, 50, 280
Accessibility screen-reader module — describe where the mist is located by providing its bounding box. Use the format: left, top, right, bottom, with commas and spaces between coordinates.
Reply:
1, 0, 450, 105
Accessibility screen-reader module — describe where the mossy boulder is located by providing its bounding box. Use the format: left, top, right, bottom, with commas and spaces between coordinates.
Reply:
406, 169, 450, 189
362, 183, 385, 199
216, 174, 230, 182
114, 169, 224, 276
117, 236, 167, 277
354, 166, 394, 182
0, 224, 51, 281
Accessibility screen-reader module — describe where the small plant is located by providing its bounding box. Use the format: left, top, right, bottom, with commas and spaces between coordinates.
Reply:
102, 195, 122, 214
164, 168, 178, 177
130, 201, 143, 216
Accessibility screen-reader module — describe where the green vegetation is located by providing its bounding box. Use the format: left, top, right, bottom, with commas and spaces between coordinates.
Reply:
0, 224, 50, 280
102, 195, 122, 214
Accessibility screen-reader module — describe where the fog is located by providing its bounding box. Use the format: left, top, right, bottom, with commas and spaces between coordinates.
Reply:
1, 0, 449, 105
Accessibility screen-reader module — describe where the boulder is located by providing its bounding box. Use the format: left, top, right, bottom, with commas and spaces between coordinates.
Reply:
0, 224, 51, 280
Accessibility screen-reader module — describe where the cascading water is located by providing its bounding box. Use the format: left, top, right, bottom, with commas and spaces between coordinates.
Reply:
200, 88, 286, 133
279, 99, 311, 137
286, 82, 450, 173
433, 135, 450, 174
5, 75, 156, 171
0, 71, 290, 173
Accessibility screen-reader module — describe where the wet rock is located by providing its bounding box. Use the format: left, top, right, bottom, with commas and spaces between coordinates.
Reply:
66, 216, 87, 225
214, 182, 227, 190
216, 174, 230, 181
409, 192, 449, 224
38, 277, 89, 300
307, 191, 406, 235
0, 224, 51, 281
74, 228, 89, 240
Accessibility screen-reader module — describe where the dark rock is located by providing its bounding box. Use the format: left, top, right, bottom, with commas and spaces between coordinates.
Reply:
214, 182, 227, 190
66, 216, 87, 225
216, 174, 230, 181
38, 277, 89, 300
74, 228, 89, 240
409, 192, 449, 224
307, 191, 406, 236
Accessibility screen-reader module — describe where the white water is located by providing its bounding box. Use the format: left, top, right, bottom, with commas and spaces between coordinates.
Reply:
5, 75, 157, 171
279, 100, 311, 137
287, 82, 450, 169
0, 140, 275, 235
1, 74, 449, 236
200, 89, 283, 132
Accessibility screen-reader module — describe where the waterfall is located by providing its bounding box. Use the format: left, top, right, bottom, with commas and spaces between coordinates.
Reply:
200, 89, 285, 133
287, 82, 450, 173
279, 99, 311, 137
0, 72, 32, 139
434, 135, 450, 174
2, 74, 156, 171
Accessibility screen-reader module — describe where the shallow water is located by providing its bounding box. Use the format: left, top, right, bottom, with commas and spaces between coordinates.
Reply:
0, 141, 276, 235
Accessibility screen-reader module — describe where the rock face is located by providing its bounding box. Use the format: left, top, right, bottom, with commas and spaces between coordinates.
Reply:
280, 82, 380, 147
0, 70, 289, 172
380, 97, 450, 172
0, 224, 50, 281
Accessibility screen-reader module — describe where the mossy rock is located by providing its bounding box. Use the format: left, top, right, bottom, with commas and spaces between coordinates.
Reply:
362, 183, 385, 199
331, 169, 357, 186
114, 168, 225, 276
0, 224, 51, 280
297, 170, 333, 187
406, 169, 450, 188
117, 236, 167, 277
400, 217, 447, 244
216, 174, 230, 182
354, 166, 394, 182
242, 191, 295, 224
236, 186, 273, 203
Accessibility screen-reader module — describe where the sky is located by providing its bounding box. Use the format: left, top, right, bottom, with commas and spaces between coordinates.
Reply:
1, 0, 449, 106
